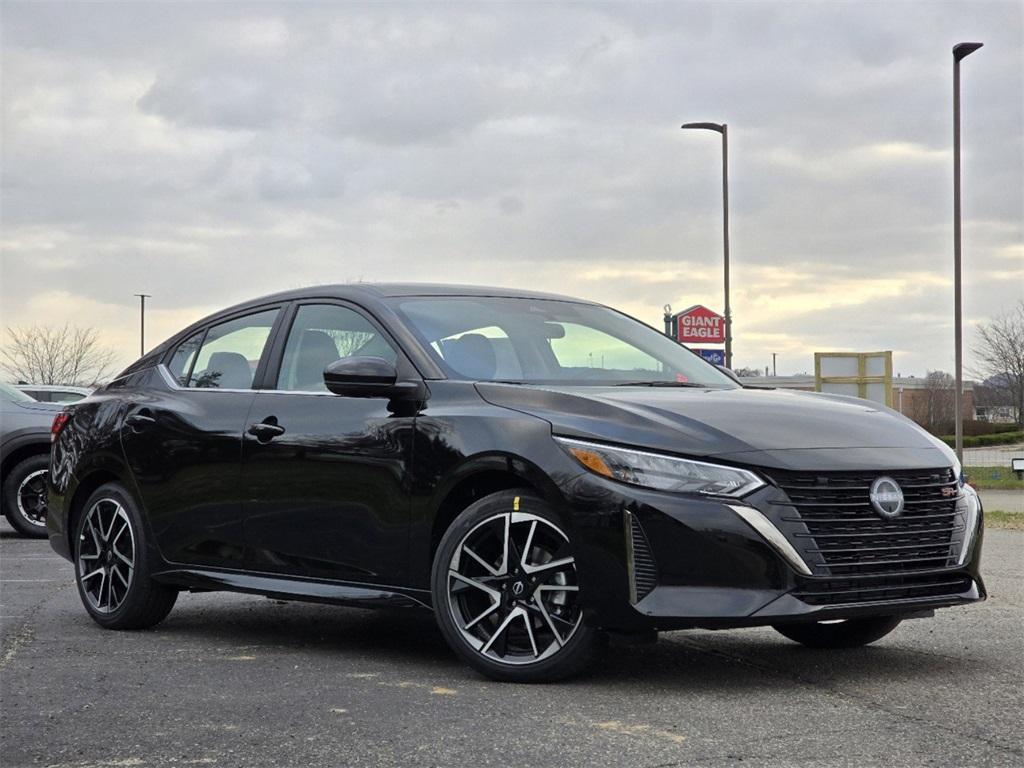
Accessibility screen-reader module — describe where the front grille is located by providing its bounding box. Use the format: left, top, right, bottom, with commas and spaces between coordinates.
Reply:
627, 513, 657, 602
768, 468, 963, 577
794, 573, 973, 606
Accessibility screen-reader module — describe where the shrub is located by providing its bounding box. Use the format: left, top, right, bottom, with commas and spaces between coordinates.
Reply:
939, 431, 1024, 448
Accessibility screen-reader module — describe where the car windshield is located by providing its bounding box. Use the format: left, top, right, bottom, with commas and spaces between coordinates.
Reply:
0, 382, 37, 403
388, 296, 738, 388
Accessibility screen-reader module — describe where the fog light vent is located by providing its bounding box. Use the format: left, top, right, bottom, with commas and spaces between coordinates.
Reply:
625, 511, 658, 603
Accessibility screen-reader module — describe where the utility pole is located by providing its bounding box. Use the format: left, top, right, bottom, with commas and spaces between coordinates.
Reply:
680, 121, 732, 368
772, 353, 777, 377
134, 294, 151, 358
952, 42, 983, 462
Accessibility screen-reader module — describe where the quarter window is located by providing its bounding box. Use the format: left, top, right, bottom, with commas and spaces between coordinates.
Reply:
277, 304, 397, 392
167, 330, 204, 386
186, 309, 279, 389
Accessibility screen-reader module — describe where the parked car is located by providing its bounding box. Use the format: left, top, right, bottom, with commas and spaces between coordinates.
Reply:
1, 381, 63, 537
15, 384, 93, 403
47, 284, 985, 682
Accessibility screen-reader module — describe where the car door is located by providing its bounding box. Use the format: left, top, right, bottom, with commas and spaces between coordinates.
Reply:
121, 306, 282, 569
240, 301, 416, 585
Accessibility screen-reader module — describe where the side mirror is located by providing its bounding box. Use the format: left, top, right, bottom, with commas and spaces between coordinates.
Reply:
715, 364, 743, 384
323, 357, 428, 402
324, 357, 399, 397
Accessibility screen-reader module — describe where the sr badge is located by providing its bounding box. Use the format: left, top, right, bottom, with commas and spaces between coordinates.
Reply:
869, 476, 904, 519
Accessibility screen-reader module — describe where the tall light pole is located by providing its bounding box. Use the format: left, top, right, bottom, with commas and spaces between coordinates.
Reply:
681, 121, 732, 368
952, 42, 982, 463
134, 294, 151, 358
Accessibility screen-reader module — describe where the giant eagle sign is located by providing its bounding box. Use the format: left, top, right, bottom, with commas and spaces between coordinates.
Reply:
675, 305, 726, 344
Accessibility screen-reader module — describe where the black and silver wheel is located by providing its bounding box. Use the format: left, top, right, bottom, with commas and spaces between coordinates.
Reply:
773, 616, 902, 649
432, 490, 602, 682
74, 483, 177, 630
78, 496, 136, 614
2, 454, 50, 538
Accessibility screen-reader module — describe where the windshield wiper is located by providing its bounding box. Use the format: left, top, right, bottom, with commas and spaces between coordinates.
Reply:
613, 381, 709, 388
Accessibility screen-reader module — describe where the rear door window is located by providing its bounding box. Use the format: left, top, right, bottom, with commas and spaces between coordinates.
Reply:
187, 309, 280, 389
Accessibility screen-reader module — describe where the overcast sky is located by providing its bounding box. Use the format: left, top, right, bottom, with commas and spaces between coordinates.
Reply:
1, 1, 1021, 377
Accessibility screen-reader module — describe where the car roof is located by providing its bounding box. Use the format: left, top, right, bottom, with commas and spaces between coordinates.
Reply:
190, 283, 595, 338
240, 282, 592, 304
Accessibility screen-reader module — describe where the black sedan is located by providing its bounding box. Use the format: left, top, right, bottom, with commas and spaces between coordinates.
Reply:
47, 284, 984, 682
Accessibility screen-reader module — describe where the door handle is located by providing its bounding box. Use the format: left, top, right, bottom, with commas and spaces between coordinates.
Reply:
247, 419, 286, 441
125, 413, 156, 431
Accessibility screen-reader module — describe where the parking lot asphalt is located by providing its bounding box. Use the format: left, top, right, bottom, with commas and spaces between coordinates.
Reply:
1, 519, 1022, 768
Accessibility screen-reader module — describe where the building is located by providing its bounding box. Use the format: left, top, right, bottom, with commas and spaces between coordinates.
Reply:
738, 374, 976, 426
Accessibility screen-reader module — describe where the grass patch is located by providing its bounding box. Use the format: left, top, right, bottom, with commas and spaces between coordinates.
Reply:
986, 510, 1024, 531
966, 466, 1024, 490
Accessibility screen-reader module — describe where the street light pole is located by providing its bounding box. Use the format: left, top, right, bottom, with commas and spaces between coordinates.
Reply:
952, 42, 982, 463
681, 121, 732, 368
134, 294, 151, 358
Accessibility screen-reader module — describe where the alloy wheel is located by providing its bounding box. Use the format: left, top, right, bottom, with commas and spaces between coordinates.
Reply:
16, 469, 48, 527
78, 498, 136, 614
446, 511, 582, 665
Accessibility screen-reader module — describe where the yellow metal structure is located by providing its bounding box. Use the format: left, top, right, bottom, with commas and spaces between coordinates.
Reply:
814, 351, 894, 407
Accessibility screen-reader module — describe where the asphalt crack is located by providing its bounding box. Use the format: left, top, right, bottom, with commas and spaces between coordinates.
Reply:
0, 579, 72, 672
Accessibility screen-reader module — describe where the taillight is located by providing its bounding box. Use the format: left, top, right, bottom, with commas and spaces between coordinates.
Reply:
51, 411, 70, 442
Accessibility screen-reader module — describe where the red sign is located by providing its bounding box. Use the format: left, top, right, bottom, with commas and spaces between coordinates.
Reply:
676, 305, 725, 344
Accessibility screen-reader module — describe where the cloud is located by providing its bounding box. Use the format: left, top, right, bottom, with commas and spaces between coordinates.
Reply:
1, 1, 1021, 379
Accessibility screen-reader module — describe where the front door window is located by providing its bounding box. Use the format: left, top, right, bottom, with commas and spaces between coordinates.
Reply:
277, 304, 397, 392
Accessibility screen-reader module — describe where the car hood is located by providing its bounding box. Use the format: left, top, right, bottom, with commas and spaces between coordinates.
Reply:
476, 383, 955, 472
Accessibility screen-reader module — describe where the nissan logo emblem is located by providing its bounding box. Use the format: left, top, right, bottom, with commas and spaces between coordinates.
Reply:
869, 476, 904, 519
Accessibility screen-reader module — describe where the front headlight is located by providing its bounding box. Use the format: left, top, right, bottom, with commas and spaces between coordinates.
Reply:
555, 436, 765, 497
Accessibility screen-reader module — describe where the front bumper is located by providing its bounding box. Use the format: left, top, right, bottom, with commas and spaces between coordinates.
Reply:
558, 473, 985, 633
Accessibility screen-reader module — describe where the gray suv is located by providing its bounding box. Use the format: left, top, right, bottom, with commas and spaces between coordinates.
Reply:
1, 382, 62, 537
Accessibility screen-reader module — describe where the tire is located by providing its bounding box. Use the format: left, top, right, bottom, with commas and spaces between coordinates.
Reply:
73, 482, 177, 630
3, 454, 50, 538
431, 489, 603, 683
773, 616, 902, 649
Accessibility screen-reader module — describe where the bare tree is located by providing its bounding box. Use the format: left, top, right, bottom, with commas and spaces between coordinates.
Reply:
972, 301, 1024, 429
1, 324, 117, 386
907, 370, 956, 433
926, 370, 956, 430
325, 329, 375, 358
